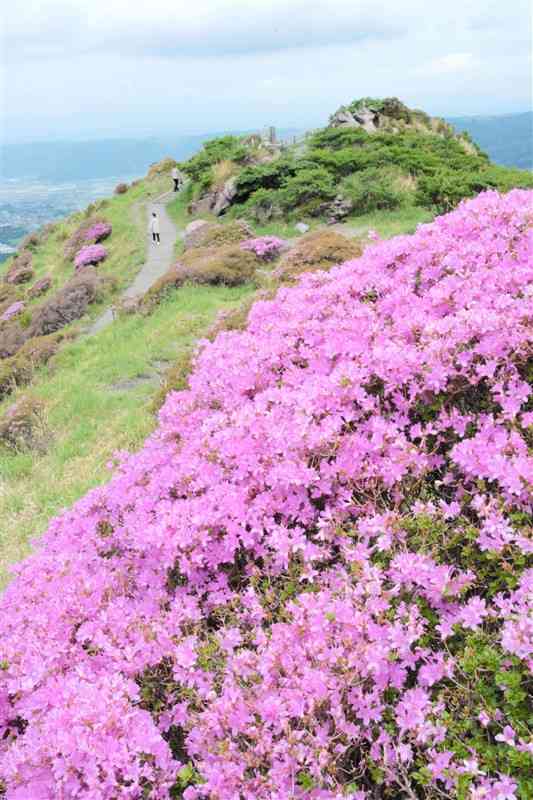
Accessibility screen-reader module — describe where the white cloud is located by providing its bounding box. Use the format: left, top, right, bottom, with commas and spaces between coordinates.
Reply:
420, 52, 479, 75
2, 0, 531, 140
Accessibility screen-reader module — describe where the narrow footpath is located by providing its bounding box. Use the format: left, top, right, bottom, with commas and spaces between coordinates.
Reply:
89, 190, 180, 335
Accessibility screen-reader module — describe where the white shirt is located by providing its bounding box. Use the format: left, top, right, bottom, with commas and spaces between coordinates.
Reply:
172, 167, 179, 179
150, 216, 160, 234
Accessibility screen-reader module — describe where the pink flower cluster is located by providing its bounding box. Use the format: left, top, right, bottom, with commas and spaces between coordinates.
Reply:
240, 235, 286, 260
1, 301, 25, 322
74, 244, 108, 269
83, 222, 112, 243
0, 190, 531, 799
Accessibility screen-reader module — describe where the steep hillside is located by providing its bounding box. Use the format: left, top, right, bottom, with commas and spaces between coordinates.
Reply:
0, 189, 531, 799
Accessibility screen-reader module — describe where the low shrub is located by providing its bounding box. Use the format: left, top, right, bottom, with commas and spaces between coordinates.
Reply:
27, 276, 52, 299
188, 219, 253, 250
179, 244, 258, 287
5, 264, 35, 286
340, 166, 413, 214
140, 246, 258, 313
0, 321, 27, 359
83, 222, 112, 243
240, 236, 287, 261
28, 269, 107, 337
1, 301, 25, 322
239, 188, 284, 224
278, 165, 337, 213
181, 136, 249, 188
4, 251, 34, 286
147, 157, 177, 179
274, 230, 363, 282
0, 332, 64, 400
233, 157, 297, 204
63, 217, 107, 261
114, 182, 129, 195
74, 244, 108, 269
0, 286, 22, 319
0, 395, 48, 452
416, 167, 533, 213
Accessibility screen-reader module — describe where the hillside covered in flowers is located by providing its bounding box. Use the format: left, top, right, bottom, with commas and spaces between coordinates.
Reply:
0, 190, 532, 799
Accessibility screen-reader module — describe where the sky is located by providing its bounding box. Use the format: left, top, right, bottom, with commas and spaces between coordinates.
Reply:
1, 0, 532, 142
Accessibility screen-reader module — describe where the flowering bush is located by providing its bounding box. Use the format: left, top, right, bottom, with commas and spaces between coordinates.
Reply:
240, 235, 287, 260
0, 190, 532, 800
74, 244, 108, 269
1, 301, 25, 322
83, 222, 112, 243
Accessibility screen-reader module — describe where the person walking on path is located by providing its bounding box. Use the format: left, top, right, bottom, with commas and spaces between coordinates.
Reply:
150, 211, 161, 244
172, 166, 181, 192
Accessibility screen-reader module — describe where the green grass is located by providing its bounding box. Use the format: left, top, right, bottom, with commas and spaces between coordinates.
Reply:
343, 204, 434, 238
0, 282, 253, 586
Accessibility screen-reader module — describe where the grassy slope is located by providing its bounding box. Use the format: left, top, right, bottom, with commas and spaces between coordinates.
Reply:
0, 282, 252, 585
0, 171, 435, 587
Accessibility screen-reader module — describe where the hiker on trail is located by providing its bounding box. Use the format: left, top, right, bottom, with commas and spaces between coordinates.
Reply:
172, 166, 181, 192
150, 212, 161, 244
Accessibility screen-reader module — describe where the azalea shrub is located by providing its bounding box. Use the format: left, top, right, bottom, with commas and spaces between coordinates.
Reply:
83, 222, 112, 243
0, 302, 25, 323
0, 190, 532, 800
74, 244, 108, 269
240, 236, 287, 260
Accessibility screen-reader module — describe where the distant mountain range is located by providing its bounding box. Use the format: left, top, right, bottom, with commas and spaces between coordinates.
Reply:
447, 112, 532, 170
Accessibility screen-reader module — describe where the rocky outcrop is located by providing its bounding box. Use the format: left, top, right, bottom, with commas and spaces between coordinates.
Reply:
329, 105, 381, 133
188, 177, 238, 217
319, 196, 355, 224
329, 97, 457, 139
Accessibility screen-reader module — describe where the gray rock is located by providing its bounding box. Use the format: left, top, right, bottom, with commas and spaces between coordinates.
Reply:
189, 177, 239, 218
329, 105, 380, 133
212, 177, 238, 216
329, 107, 358, 127
323, 195, 355, 224
294, 222, 310, 234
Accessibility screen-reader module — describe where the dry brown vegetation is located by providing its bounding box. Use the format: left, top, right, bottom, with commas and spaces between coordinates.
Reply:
273, 230, 363, 282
